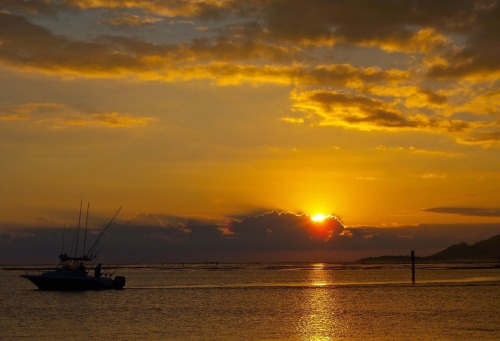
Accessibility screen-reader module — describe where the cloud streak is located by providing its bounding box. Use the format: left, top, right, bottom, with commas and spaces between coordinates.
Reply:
0, 102, 153, 128
425, 207, 500, 217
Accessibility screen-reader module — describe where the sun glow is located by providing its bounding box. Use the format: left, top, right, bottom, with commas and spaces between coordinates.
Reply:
311, 213, 328, 222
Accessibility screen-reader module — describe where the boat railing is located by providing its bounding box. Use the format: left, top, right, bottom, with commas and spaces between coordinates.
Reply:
22, 269, 42, 276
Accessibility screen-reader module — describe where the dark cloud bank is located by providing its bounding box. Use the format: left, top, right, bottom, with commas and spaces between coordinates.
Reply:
1, 211, 499, 264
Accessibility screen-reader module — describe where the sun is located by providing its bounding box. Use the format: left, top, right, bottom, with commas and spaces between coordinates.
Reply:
311, 213, 328, 223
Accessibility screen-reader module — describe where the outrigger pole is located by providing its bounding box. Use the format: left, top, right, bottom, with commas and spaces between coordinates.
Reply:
83, 202, 89, 256
86, 207, 122, 258
74, 200, 83, 258
61, 224, 66, 256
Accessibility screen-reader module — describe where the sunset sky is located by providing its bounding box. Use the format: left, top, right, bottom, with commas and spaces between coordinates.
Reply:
1, 0, 499, 263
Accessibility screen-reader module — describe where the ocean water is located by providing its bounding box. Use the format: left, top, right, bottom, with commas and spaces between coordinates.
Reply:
1, 263, 499, 340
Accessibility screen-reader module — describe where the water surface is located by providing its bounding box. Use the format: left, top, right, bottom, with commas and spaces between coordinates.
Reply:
1, 263, 499, 340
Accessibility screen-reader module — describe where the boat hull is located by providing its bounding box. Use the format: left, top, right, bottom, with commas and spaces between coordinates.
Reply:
21, 274, 126, 291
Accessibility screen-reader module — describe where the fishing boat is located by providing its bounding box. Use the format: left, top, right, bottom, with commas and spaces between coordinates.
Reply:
21, 203, 126, 291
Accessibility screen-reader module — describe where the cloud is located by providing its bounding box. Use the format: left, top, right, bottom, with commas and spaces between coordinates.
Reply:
0, 0, 58, 14
0, 12, 406, 86
356, 177, 378, 181
424, 207, 500, 217
0, 12, 151, 77
2, 211, 498, 263
257, 0, 499, 80
259, 0, 500, 81
226, 211, 345, 248
456, 128, 500, 148
290, 90, 412, 129
0, 12, 390, 84
454, 89, 500, 116
298, 64, 408, 87
123, 212, 165, 227
375, 145, 464, 158
405, 89, 447, 109
260, 1, 466, 50
287, 89, 500, 147
4, 1, 499, 79
418, 173, 447, 180
288, 89, 465, 132
63, 0, 233, 19
0, 102, 153, 128
425, 3, 500, 80
1, 3, 498, 149
161, 62, 407, 87
103, 14, 162, 27
76, 112, 153, 128
407, 146, 463, 157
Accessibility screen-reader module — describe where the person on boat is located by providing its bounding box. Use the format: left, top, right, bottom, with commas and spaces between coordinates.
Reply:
94, 263, 102, 278
78, 262, 86, 274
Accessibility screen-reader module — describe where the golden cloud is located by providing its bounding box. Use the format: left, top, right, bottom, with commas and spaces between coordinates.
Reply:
4, 0, 499, 84
0, 9, 408, 87
352, 28, 450, 54
290, 89, 482, 133
0, 102, 153, 129
63, 0, 230, 18
1, 3, 498, 148
288, 88, 499, 147
68, 112, 153, 128
289, 89, 431, 131
405, 89, 447, 109
454, 89, 500, 116
0, 103, 66, 121
103, 14, 162, 27
375, 145, 464, 158
456, 129, 500, 148
0, 113, 29, 121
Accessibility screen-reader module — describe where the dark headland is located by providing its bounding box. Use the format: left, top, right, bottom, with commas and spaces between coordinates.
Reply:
358, 233, 500, 264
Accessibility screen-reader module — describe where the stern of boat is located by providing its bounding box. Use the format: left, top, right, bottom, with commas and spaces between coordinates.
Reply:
112, 276, 126, 289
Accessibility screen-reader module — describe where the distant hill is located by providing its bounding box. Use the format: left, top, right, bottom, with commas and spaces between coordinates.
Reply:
426, 234, 500, 261
358, 233, 500, 263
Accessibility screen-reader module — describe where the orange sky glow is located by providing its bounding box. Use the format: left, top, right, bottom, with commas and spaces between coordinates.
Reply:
0, 0, 498, 263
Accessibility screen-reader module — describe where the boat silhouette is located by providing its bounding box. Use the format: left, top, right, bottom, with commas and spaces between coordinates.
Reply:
21, 203, 126, 291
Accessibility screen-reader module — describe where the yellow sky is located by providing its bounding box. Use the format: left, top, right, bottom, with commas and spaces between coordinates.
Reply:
0, 0, 499, 232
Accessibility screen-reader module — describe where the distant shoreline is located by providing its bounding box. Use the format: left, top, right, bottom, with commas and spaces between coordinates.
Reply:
4, 261, 500, 272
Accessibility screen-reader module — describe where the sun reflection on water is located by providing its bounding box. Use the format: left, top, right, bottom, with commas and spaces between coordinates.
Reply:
295, 265, 350, 340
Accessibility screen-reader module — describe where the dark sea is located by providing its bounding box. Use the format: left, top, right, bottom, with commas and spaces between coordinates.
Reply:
1, 263, 499, 340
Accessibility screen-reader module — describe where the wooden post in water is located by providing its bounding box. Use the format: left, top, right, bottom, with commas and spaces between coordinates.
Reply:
411, 250, 416, 284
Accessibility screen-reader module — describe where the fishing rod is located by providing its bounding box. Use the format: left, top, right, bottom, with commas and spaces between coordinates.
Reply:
86, 207, 121, 257
109, 266, 119, 277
